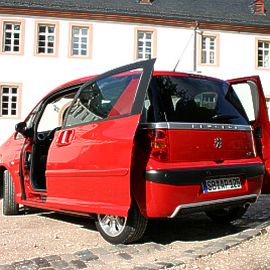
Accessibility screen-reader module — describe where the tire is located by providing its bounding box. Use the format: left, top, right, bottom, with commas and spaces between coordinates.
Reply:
95, 202, 148, 244
205, 205, 249, 224
2, 170, 19, 215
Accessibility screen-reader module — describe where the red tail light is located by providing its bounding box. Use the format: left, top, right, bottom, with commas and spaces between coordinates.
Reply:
148, 129, 169, 161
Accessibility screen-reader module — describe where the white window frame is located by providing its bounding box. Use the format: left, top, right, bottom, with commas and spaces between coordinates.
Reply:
35, 21, 59, 56
257, 39, 270, 69
135, 28, 157, 60
201, 35, 217, 65
0, 85, 21, 118
3, 22, 21, 53
0, 19, 25, 55
71, 26, 88, 56
69, 24, 92, 58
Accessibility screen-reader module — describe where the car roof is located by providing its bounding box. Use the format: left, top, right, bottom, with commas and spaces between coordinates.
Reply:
45, 70, 225, 98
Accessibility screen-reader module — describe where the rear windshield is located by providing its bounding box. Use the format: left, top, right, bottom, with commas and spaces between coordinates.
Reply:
142, 75, 249, 125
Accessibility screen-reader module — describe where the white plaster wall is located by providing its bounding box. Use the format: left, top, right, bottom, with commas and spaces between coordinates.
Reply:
1, 14, 270, 144
0, 15, 196, 144
197, 31, 270, 95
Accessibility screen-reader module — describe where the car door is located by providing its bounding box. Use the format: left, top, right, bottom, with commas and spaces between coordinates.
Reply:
228, 76, 270, 193
45, 59, 155, 216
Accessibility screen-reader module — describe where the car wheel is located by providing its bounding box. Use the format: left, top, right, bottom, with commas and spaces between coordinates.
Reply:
2, 170, 19, 215
95, 202, 148, 244
205, 205, 249, 224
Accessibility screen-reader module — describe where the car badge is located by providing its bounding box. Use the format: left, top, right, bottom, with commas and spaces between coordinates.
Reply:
214, 138, 222, 149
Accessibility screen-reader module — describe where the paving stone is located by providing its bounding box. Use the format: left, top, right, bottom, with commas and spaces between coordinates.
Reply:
146, 244, 166, 252
221, 240, 240, 249
12, 260, 38, 270
50, 260, 69, 269
31, 258, 51, 268
2, 196, 270, 270
84, 260, 105, 267
118, 253, 133, 260
12, 261, 33, 267
155, 261, 174, 268
37, 268, 55, 270
133, 263, 163, 270
184, 250, 195, 254
168, 259, 185, 267
74, 250, 99, 262
132, 266, 155, 270
198, 245, 224, 256
135, 244, 162, 255
60, 255, 77, 263
98, 254, 120, 264
118, 246, 140, 256
44, 256, 62, 262
69, 260, 87, 269
0, 266, 15, 270
91, 248, 110, 256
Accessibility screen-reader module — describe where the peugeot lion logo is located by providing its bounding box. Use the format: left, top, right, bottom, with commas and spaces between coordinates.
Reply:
214, 138, 223, 149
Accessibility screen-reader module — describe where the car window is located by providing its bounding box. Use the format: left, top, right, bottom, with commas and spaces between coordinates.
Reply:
230, 81, 259, 122
194, 92, 218, 110
144, 76, 249, 125
65, 70, 142, 127
37, 92, 76, 132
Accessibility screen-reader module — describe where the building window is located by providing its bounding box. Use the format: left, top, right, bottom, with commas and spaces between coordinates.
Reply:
36, 23, 57, 55
69, 24, 92, 58
1, 20, 25, 54
0, 86, 19, 117
257, 40, 270, 68
200, 35, 217, 65
2, 22, 21, 53
72, 27, 88, 56
135, 29, 156, 60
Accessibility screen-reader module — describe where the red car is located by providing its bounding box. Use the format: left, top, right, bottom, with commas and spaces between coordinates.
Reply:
0, 59, 269, 244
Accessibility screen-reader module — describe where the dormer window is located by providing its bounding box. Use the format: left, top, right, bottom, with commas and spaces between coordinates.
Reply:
253, 0, 265, 15
139, 0, 153, 4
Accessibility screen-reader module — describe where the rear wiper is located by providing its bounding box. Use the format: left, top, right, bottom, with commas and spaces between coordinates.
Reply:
212, 114, 239, 120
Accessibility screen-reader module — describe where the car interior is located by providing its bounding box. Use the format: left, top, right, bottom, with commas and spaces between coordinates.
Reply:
142, 76, 249, 125
29, 90, 77, 190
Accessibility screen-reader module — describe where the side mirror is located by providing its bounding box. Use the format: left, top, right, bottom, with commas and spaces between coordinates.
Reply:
15, 122, 26, 133
15, 122, 33, 138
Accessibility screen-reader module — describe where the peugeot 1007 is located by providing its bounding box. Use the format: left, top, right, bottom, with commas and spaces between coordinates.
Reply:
0, 59, 269, 244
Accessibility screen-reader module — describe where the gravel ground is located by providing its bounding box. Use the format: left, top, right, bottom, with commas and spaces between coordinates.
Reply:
176, 226, 270, 270
1, 196, 270, 269
0, 202, 110, 265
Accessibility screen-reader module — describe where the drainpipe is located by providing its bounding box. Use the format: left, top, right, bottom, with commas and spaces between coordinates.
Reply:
193, 21, 199, 72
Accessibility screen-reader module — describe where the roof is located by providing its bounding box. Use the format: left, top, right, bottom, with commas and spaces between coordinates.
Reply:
0, 0, 270, 27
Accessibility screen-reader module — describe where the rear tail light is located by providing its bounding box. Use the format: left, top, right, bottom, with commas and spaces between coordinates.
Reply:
148, 129, 169, 161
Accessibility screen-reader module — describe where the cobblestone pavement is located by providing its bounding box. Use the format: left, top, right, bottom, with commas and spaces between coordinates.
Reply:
1, 195, 270, 270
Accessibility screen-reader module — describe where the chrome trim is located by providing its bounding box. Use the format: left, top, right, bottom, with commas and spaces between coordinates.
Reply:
139, 122, 252, 131
169, 194, 258, 218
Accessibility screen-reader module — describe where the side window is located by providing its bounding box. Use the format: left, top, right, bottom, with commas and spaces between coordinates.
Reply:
231, 81, 259, 122
194, 92, 218, 110
65, 70, 142, 127
37, 92, 76, 132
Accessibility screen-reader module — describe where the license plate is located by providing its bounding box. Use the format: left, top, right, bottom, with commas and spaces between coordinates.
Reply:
202, 177, 242, 193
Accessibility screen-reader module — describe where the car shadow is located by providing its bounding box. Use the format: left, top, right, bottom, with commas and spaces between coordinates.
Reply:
34, 195, 270, 245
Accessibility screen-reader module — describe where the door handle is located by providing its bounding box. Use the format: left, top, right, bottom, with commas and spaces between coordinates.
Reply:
56, 130, 75, 146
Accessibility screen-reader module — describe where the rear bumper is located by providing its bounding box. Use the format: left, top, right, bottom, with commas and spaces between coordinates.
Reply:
170, 194, 257, 218
143, 163, 264, 218
145, 163, 264, 185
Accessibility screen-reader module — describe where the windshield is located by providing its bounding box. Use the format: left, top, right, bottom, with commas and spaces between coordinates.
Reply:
143, 75, 249, 125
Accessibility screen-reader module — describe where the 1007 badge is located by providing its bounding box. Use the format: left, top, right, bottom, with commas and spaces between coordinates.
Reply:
202, 177, 242, 193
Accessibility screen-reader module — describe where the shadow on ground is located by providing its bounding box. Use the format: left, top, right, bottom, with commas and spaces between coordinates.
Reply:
35, 195, 270, 245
